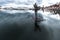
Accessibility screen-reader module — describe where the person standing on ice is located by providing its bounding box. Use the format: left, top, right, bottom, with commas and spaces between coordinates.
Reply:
33, 3, 41, 31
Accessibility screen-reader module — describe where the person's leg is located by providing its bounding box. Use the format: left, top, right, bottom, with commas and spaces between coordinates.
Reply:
34, 22, 41, 32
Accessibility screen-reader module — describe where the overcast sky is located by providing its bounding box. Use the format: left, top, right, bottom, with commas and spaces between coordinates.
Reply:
0, 0, 60, 7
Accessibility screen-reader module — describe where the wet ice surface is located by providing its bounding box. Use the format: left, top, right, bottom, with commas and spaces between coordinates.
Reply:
0, 11, 60, 40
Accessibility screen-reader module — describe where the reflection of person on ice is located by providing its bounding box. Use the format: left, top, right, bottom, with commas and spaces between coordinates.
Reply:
34, 3, 41, 31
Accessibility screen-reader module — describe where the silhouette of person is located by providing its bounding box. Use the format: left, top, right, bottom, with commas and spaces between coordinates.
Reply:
34, 3, 38, 12
33, 3, 41, 32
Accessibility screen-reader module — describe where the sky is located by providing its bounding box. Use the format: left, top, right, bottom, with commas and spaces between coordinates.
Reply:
0, 0, 60, 7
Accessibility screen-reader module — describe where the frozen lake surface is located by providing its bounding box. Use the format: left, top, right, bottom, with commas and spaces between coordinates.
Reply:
0, 10, 60, 40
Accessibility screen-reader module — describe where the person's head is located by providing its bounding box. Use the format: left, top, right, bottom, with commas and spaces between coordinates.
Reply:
35, 3, 36, 5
